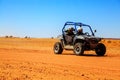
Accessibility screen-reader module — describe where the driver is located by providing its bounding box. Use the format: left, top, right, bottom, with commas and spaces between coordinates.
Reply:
65, 27, 75, 44
66, 27, 74, 35
77, 27, 83, 35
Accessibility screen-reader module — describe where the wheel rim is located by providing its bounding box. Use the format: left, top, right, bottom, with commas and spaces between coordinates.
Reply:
74, 43, 84, 55
55, 44, 59, 52
76, 47, 80, 52
97, 48, 101, 53
75, 46, 81, 54
98, 45, 105, 53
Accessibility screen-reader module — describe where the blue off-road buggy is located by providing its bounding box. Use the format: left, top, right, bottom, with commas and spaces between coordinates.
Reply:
53, 22, 106, 56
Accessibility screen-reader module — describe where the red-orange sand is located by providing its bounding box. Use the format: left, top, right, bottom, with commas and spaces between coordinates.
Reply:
0, 38, 120, 80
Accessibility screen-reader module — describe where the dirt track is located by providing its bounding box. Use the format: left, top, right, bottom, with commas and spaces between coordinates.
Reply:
0, 38, 120, 80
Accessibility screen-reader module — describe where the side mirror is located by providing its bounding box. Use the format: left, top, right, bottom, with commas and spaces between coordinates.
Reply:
94, 30, 97, 33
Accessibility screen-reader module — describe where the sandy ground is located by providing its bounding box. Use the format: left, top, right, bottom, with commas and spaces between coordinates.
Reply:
0, 38, 120, 80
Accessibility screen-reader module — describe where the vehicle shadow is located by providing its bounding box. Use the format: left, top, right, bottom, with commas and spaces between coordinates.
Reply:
81, 54, 102, 57
62, 53, 107, 57
82, 54, 107, 57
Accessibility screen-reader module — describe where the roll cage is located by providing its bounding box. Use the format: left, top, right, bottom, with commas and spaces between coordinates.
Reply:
62, 22, 95, 36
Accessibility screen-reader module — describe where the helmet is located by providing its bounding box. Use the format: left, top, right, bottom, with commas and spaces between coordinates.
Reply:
77, 27, 83, 34
68, 27, 74, 31
77, 27, 83, 31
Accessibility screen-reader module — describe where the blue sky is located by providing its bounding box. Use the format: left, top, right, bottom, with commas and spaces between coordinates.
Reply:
0, 0, 120, 38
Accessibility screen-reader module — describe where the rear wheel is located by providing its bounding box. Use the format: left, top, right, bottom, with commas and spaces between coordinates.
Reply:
53, 42, 63, 54
95, 43, 106, 56
74, 43, 84, 55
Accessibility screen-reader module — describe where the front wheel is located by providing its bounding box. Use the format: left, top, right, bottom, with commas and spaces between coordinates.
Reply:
74, 43, 84, 56
95, 43, 106, 56
53, 42, 63, 54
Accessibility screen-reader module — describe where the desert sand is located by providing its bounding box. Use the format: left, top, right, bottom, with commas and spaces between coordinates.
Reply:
0, 37, 120, 80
